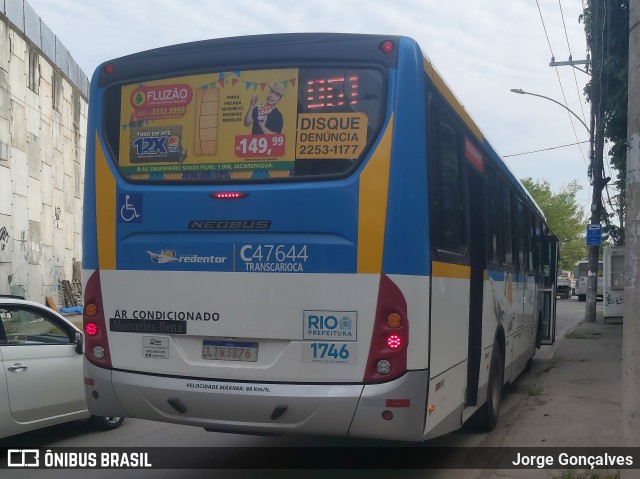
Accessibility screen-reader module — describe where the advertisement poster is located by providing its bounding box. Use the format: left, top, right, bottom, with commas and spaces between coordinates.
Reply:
119, 68, 299, 179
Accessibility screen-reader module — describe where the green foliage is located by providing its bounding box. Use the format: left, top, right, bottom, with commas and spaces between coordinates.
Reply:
521, 178, 587, 270
581, 0, 629, 244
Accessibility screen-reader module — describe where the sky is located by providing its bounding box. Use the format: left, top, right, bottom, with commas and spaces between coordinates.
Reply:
26, 0, 600, 216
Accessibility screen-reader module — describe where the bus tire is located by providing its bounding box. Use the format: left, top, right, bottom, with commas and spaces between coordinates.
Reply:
535, 315, 543, 349
477, 340, 504, 431
524, 356, 533, 373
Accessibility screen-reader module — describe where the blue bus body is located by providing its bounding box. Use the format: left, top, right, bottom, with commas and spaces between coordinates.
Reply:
83, 34, 556, 441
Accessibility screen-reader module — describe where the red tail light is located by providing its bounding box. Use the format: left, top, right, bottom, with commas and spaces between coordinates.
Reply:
85, 322, 99, 337
380, 40, 395, 54
387, 334, 402, 350
83, 270, 113, 369
210, 192, 248, 199
363, 274, 409, 383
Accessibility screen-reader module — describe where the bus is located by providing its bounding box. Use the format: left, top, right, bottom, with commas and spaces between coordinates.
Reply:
575, 260, 603, 302
82, 33, 557, 442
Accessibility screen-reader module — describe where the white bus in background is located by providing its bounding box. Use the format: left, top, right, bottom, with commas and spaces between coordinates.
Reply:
603, 247, 624, 319
575, 260, 603, 302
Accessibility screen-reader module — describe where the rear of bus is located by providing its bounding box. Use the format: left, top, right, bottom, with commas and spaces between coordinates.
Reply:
83, 34, 432, 441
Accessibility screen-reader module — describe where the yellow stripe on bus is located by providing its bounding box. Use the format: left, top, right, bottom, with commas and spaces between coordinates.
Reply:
432, 261, 471, 280
357, 113, 394, 274
95, 133, 117, 270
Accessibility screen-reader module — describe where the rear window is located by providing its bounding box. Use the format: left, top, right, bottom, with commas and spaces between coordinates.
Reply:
577, 263, 588, 278
576, 262, 603, 278
105, 67, 384, 182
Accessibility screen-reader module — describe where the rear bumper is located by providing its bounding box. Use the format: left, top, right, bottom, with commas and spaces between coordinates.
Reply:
85, 361, 428, 441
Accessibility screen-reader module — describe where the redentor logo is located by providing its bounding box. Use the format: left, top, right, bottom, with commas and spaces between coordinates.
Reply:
130, 84, 193, 108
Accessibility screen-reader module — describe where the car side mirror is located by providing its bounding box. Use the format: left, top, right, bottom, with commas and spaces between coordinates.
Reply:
74, 331, 84, 355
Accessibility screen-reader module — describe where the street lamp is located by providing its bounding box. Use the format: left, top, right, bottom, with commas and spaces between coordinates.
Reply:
510, 87, 601, 324
510, 88, 590, 134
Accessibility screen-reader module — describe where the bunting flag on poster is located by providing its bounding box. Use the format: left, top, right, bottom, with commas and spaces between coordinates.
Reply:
198, 71, 297, 91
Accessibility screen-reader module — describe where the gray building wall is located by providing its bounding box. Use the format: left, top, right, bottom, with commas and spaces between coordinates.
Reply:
0, 0, 89, 305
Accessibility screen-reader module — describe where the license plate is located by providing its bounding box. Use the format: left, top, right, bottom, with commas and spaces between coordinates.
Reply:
202, 340, 258, 362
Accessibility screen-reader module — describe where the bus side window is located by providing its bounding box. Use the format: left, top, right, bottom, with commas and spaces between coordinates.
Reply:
500, 181, 513, 265
486, 166, 500, 264
433, 118, 465, 254
533, 215, 543, 273
528, 211, 535, 272
541, 242, 552, 288
516, 200, 531, 272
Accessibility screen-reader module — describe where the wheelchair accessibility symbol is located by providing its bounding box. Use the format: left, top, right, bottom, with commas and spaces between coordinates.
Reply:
118, 194, 143, 223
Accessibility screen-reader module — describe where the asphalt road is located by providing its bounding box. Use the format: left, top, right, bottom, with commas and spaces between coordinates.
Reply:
0, 298, 589, 479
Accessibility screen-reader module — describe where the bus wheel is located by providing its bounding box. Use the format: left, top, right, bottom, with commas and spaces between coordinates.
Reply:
535, 316, 543, 349
477, 340, 504, 431
524, 356, 533, 373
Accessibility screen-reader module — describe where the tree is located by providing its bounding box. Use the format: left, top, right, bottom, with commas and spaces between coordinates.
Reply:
521, 178, 587, 270
581, 0, 629, 245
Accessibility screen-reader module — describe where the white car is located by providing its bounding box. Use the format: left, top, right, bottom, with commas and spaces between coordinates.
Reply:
0, 295, 124, 439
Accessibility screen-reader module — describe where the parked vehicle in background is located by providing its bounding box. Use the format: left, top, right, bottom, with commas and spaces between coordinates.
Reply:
0, 296, 124, 439
556, 270, 573, 299
575, 260, 603, 302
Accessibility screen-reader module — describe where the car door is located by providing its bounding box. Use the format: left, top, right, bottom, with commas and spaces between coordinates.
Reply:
0, 305, 85, 426
0, 344, 12, 437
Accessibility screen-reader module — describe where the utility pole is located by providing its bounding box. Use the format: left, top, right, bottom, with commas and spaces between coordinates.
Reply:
585, 0, 607, 323
549, 56, 592, 75
547, 28, 602, 323
624, 0, 640, 460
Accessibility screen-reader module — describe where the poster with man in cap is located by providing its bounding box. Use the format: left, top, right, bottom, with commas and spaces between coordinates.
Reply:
244, 82, 286, 135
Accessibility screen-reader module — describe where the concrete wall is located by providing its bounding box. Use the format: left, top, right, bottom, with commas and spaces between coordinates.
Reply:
0, 0, 89, 304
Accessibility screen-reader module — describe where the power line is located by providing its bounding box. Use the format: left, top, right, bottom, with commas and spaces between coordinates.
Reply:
535, 0, 589, 165
504, 140, 589, 158
552, 66, 589, 165
558, 0, 589, 124
536, 0, 556, 55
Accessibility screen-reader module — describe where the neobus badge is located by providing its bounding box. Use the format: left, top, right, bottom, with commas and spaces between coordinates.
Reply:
303, 310, 357, 341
